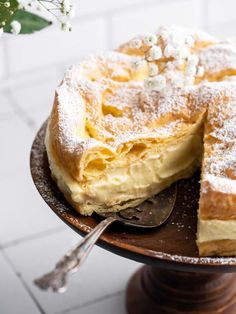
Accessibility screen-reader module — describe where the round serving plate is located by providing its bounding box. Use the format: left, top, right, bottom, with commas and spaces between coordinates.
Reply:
30, 122, 236, 273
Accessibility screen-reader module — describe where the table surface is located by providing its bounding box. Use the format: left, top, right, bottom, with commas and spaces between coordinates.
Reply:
30, 122, 236, 273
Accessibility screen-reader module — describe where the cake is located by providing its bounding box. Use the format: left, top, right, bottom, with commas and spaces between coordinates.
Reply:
197, 84, 236, 256
45, 25, 236, 256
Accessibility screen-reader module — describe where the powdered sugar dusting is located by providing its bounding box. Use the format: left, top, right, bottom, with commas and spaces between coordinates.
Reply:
198, 44, 236, 77
201, 84, 236, 181
55, 49, 206, 155
50, 25, 236, 201
203, 174, 236, 194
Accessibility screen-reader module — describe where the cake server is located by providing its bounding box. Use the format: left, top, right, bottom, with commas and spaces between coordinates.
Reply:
34, 184, 177, 293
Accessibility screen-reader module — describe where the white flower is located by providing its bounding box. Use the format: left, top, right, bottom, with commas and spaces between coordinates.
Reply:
61, 0, 72, 14
197, 66, 205, 77
130, 38, 142, 49
148, 63, 159, 76
166, 61, 175, 71
10, 21, 21, 35
187, 54, 199, 67
144, 75, 166, 91
144, 77, 157, 89
131, 57, 144, 70
0, 28, 3, 37
165, 71, 184, 88
18, 2, 25, 9
68, 4, 75, 18
61, 22, 72, 31
164, 44, 178, 58
168, 33, 185, 49
173, 59, 184, 68
143, 33, 157, 46
4, 1, 10, 7
185, 35, 194, 46
186, 63, 197, 77
146, 46, 162, 61
180, 45, 190, 59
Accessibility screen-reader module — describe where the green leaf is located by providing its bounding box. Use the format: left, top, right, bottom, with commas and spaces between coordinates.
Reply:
4, 9, 52, 34
0, 0, 19, 28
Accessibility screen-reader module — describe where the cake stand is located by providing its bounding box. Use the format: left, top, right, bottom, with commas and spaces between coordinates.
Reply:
30, 122, 236, 314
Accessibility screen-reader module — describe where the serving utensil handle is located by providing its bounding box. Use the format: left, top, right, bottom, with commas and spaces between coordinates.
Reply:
34, 216, 117, 293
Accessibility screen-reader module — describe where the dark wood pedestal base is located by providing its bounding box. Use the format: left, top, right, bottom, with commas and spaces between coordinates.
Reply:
126, 266, 236, 314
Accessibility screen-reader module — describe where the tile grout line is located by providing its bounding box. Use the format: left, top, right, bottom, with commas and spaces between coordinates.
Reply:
1, 89, 17, 111
1, 226, 66, 249
55, 290, 124, 314
1, 250, 46, 314
5, 89, 37, 130
0, 0, 171, 89
17, 273, 47, 314
2, 230, 125, 314
2, 37, 10, 78
103, 14, 114, 50
0, 69, 58, 92
202, 0, 209, 31
0, 59, 75, 92
72, 0, 161, 22
207, 19, 236, 36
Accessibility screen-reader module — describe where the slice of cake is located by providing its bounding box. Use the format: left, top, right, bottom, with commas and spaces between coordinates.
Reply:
197, 83, 236, 256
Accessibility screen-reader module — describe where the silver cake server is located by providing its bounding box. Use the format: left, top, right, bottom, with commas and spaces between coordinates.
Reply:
34, 184, 177, 293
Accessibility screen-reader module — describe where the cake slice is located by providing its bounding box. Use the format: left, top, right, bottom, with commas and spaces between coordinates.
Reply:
197, 83, 236, 256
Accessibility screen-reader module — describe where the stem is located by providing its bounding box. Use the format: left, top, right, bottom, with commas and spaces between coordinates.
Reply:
37, 0, 61, 22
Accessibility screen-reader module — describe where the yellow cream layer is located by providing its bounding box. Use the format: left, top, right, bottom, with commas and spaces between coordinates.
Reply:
198, 219, 236, 243
46, 125, 203, 215
84, 134, 201, 204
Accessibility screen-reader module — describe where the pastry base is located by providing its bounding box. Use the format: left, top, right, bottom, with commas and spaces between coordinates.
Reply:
198, 240, 236, 257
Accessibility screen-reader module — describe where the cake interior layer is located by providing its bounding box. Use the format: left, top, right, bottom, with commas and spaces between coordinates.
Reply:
46, 117, 204, 215
198, 219, 236, 243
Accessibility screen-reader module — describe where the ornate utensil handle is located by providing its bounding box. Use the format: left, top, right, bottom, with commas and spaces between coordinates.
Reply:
34, 216, 117, 293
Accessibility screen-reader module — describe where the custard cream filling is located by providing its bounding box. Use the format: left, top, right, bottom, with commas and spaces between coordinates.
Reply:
198, 219, 236, 243
83, 134, 201, 206
46, 125, 202, 214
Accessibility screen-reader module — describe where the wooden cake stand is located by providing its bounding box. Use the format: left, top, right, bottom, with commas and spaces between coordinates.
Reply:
30, 122, 236, 314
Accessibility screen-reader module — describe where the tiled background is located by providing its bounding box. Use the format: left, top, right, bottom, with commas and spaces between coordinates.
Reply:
1, 0, 236, 313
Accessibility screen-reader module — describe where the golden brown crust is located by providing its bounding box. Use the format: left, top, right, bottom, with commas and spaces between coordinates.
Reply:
48, 52, 206, 183
199, 181, 236, 220
199, 85, 236, 220
48, 92, 83, 180
198, 239, 236, 256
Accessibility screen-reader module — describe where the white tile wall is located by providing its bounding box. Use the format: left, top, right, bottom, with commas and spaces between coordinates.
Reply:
0, 171, 63, 245
67, 292, 126, 314
0, 252, 41, 314
207, 0, 236, 26
75, 0, 150, 16
10, 71, 58, 129
0, 0, 236, 86
0, 114, 33, 177
0, 92, 14, 117
111, 0, 202, 47
4, 228, 140, 314
0, 40, 7, 79
6, 17, 107, 75
1, 1, 236, 313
